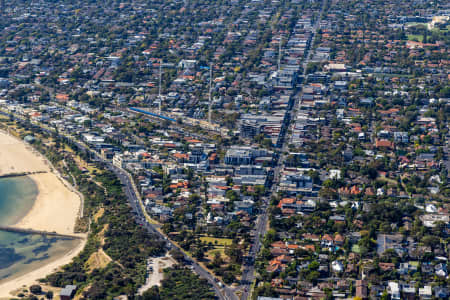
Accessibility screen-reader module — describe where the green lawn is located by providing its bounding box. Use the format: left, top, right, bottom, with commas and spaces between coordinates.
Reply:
409, 261, 420, 267
352, 244, 361, 254
206, 248, 226, 259
200, 236, 233, 246
407, 34, 423, 42
405, 22, 427, 28
378, 176, 398, 186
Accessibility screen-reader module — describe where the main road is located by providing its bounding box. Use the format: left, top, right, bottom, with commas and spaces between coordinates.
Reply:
237, 1, 326, 299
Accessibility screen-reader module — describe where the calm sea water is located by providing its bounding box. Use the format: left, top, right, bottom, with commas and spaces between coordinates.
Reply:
0, 176, 37, 226
0, 176, 80, 283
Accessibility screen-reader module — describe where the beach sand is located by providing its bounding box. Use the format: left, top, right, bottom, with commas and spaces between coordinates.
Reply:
0, 131, 48, 176
14, 172, 81, 236
0, 130, 86, 297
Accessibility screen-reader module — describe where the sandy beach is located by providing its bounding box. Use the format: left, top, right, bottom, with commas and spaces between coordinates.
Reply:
14, 172, 81, 235
0, 131, 82, 235
0, 130, 86, 297
0, 131, 48, 176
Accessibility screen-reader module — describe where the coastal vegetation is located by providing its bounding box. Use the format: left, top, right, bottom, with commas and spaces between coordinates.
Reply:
139, 266, 216, 300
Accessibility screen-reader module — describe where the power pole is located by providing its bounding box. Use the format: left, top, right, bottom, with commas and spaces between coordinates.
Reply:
144, 62, 151, 103
158, 59, 162, 114
278, 35, 283, 72
208, 63, 212, 123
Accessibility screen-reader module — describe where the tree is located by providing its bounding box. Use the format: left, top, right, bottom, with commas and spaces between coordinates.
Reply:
421, 235, 440, 250
262, 138, 273, 149
143, 286, 160, 300
254, 282, 277, 298
225, 242, 242, 264
380, 290, 390, 300
45, 291, 54, 299
264, 229, 277, 245
222, 271, 236, 284
306, 271, 320, 284
169, 249, 184, 262
194, 248, 204, 260
29, 284, 42, 294
308, 169, 320, 184
159, 267, 215, 299
212, 251, 223, 267
308, 260, 320, 271
381, 249, 399, 264
83, 119, 92, 128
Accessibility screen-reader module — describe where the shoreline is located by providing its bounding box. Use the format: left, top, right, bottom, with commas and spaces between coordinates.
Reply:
0, 238, 86, 299
0, 130, 86, 297
13, 172, 82, 236
0, 130, 82, 235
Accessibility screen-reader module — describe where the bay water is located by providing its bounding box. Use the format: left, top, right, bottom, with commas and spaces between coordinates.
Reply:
0, 176, 80, 282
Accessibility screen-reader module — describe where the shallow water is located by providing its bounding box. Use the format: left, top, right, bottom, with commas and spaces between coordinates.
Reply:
0, 176, 37, 226
0, 176, 80, 283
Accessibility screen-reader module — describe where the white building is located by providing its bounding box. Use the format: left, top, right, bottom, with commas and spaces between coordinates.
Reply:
388, 282, 400, 300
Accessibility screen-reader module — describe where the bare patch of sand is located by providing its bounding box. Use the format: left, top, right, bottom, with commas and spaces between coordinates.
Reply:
0, 131, 48, 176
85, 248, 113, 273
93, 207, 105, 223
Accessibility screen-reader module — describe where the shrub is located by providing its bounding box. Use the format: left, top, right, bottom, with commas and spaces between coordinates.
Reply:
30, 284, 42, 294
